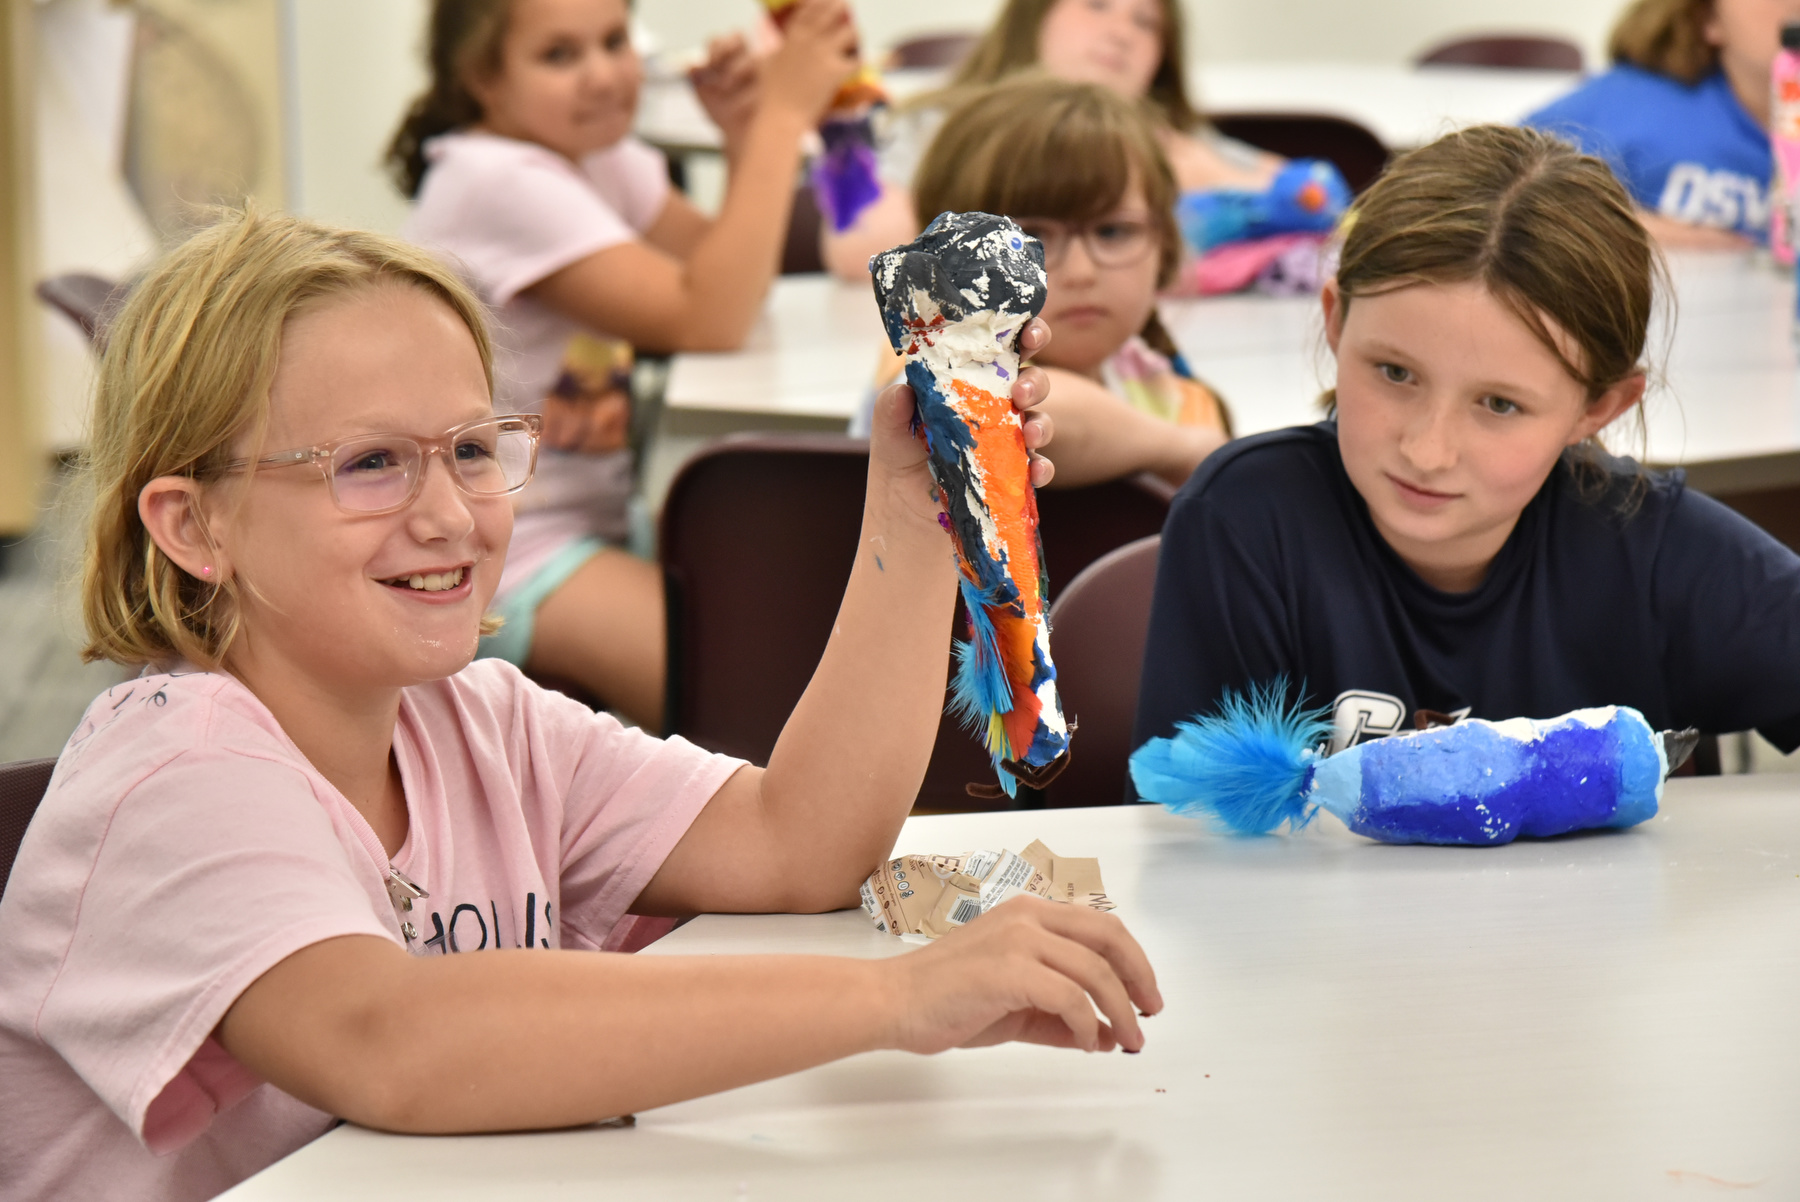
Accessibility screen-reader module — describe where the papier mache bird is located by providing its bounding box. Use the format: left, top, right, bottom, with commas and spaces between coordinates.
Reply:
870, 212, 1072, 797
1129, 684, 1700, 845
759, 0, 887, 232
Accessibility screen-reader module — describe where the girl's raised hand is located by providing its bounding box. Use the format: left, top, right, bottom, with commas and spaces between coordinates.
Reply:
867, 317, 1056, 528
759, 0, 861, 125
690, 33, 760, 152
879, 895, 1164, 1055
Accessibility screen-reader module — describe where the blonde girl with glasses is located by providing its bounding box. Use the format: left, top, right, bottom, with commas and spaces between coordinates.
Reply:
0, 210, 1161, 1202
859, 77, 1227, 491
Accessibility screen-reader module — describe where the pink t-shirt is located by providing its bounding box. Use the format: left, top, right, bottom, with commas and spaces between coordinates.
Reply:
404, 130, 672, 585
0, 660, 743, 1202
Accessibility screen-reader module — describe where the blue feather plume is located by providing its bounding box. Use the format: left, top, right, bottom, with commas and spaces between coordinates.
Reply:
1129, 682, 1333, 833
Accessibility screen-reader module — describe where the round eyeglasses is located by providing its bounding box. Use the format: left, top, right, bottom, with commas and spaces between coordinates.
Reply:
1014, 217, 1157, 271
217, 414, 542, 515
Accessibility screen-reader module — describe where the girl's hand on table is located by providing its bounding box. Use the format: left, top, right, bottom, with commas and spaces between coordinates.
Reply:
881, 894, 1163, 1055
868, 317, 1055, 531
758, 0, 860, 125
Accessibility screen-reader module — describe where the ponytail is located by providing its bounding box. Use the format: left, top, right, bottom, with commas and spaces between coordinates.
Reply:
384, 0, 511, 198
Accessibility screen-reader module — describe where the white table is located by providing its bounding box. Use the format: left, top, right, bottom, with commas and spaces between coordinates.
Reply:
664, 253, 1800, 488
1161, 249, 1800, 486
224, 777, 1800, 1199
664, 274, 886, 423
635, 63, 1579, 156
1197, 62, 1578, 151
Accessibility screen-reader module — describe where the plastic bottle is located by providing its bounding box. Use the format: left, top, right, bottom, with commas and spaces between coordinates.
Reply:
1767, 22, 1800, 266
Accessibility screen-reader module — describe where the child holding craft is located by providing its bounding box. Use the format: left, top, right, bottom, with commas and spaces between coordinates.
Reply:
1526, 0, 1800, 248
858, 77, 1230, 490
390, 0, 859, 728
823, 0, 1283, 279
0, 210, 1162, 1202
1132, 125, 1800, 791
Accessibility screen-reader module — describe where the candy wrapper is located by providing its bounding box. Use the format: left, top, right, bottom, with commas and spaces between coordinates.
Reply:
1130, 685, 1700, 846
760, 0, 888, 231
870, 212, 1072, 797
861, 840, 1113, 940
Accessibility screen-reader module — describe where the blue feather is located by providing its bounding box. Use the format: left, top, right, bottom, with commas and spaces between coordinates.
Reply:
1129, 682, 1332, 833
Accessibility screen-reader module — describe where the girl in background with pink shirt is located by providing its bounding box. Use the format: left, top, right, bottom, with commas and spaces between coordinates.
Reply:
392, 0, 855, 730
0, 210, 1160, 1202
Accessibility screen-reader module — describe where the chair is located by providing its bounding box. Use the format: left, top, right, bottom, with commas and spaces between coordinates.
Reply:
1417, 35, 1584, 72
887, 33, 978, 71
659, 437, 1175, 808
35, 273, 124, 346
661, 435, 871, 761
783, 182, 827, 275
1708, 484, 1800, 554
1040, 536, 1160, 807
1207, 113, 1390, 194
0, 758, 57, 895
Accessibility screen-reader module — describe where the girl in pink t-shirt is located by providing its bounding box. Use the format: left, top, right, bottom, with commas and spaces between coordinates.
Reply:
0, 209, 1160, 1202
394, 0, 861, 732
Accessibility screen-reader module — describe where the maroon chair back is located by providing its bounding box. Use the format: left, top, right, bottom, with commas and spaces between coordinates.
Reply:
1207, 113, 1390, 194
1417, 35, 1584, 71
888, 33, 978, 70
660, 439, 1174, 808
35, 273, 124, 345
783, 183, 826, 275
1041, 536, 1161, 807
661, 435, 869, 761
0, 758, 57, 896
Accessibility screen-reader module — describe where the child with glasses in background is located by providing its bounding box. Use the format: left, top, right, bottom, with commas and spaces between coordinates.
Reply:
859, 76, 1228, 490
0, 210, 1161, 1202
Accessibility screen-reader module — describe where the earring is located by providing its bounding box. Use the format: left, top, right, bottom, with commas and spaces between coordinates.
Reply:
200, 565, 213, 578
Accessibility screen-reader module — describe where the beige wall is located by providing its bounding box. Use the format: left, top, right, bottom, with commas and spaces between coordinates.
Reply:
2, 0, 42, 536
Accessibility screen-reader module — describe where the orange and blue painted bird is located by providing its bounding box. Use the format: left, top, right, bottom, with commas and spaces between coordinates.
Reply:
871, 212, 1073, 797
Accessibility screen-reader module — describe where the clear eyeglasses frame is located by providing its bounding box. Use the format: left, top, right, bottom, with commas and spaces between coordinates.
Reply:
216, 413, 543, 516
1013, 217, 1158, 271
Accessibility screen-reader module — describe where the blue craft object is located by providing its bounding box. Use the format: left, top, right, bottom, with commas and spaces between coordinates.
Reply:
1175, 159, 1352, 254
1130, 684, 1698, 846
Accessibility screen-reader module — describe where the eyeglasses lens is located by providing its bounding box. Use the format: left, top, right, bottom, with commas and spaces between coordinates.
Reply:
1018, 221, 1152, 270
328, 420, 534, 512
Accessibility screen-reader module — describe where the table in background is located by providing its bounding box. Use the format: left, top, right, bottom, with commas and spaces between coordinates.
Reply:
223, 776, 1800, 1199
1162, 249, 1800, 490
635, 63, 1579, 156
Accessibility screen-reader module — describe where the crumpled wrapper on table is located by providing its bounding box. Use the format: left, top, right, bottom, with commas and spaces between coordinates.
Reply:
860, 840, 1113, 940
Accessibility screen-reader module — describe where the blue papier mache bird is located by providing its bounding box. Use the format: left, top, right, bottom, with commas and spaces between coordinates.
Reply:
1129, 684, 1700, 846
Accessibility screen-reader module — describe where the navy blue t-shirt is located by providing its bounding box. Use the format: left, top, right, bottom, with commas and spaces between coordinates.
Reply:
1525, 65, 1771, 243
1131, 424, 1800, 795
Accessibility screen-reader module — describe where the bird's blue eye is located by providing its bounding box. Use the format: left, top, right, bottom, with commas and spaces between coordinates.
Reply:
1010, 237, 1022, 249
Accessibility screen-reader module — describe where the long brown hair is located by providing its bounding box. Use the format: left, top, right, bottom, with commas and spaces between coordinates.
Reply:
81, 207, 496, 668
948, 0, 1201, 131
1608, 0, 1718, 84
386, 0, 512, 198
912, 75, 1184, 357
1334, 125, 1662, 488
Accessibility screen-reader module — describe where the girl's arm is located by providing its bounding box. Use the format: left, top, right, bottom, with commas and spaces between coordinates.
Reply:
1031, 368, 1225, 490
527, 0, 857, 353
219, 894, 1161, 1133
632, 325, 1055, 918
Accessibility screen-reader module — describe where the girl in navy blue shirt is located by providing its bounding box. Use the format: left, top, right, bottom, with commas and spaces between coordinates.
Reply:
1133, 126, 1800, 781
1526, 0, 1784, 248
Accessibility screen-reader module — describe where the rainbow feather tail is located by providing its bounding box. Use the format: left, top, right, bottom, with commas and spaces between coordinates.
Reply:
948, 576, 1065, 796
1129, 682, 1332, 833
